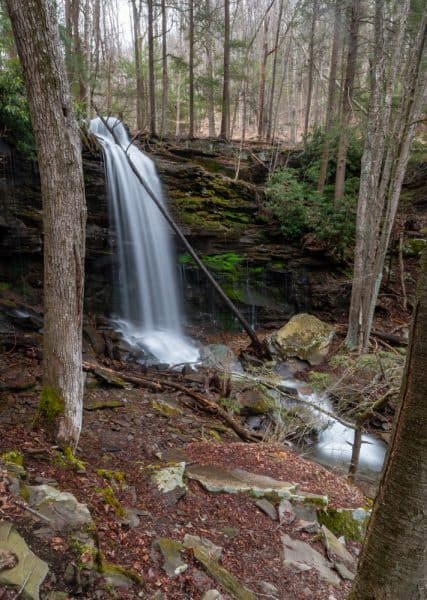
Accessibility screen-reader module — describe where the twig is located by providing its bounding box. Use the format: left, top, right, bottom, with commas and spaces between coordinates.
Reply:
13, 567, 35, 598
10, 498, 52, 524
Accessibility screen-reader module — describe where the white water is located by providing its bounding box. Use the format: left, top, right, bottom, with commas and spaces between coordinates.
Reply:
284, 379, 387, 474
89, 117, 198, 365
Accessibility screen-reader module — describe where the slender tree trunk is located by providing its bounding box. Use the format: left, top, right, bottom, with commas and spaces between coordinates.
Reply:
219, 0, 230, 140
317, 0, 342, 194
176, 71, 181, 137
147, 0, 157, 137
257, 16, 269, 140
5, 0, 86, 449
206, 42, 216, 137
303, 0, 318, 145
188, 0, 195, 138
334, 0, 360, 203
160, 0, 168, 137
346, 1, 425, 352
91, 0, 101, 109
266, 0, 284, 142
349, 248, 427, 599
131, 0, 145, 131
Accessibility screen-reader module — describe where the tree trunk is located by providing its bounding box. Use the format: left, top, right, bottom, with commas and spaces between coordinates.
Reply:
317, 0, 342, 194
219, 0, 230, 140
266, 0, 284, 143
188, 0, 195, 138
334, 0, 360, 203
131, 0, 145, 131
6, 0, 86, 449
160, 0, 168, 137
349, 248, 427, 598
303, 0, 318, 145
257, 16, 269, 140
147, 0, 157, 137
346, 1, 425, 352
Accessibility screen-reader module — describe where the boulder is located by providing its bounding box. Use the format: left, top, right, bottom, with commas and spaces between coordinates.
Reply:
236, 387, 275, 415
268, 313, 335, 365
0, 522, 49, 600
317, 507, 370, 542
28, 484, 93, 532
152, 462, 187, 494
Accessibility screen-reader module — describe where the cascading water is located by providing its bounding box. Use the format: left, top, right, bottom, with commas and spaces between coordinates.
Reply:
89, 117, 198, 365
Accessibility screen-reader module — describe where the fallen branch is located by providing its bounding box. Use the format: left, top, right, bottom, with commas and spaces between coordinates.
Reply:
83, 362, 260, 443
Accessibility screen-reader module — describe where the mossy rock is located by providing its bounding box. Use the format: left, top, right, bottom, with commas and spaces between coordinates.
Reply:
402, 238, 426, 257
317, 507, 370, 542
235, 387, 276, 415
269, 313, 335, 366
0, 450, 24, 468
193, 547, 255, 600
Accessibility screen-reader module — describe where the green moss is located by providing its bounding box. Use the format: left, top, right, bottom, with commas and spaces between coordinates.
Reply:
38, 386, 64, 423
317, 507, 369, 542
0, 282, 11, 291
218, 397, 241, 414
63, 446, 86, 473
100, 561, 143, 585
96, 469, 126, 486
19, 483, 30, 501
97, 485, 125, 517
0, 450, 24, 467
307, 371, 332, 391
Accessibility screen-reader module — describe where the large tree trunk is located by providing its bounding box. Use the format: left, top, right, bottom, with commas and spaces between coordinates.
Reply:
349, 248, 427, 598
6, 0, 86, 449
219, 0, 230, 140
317, 0, 342, 194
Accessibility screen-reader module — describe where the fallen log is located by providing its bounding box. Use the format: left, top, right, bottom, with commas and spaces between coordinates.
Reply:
371, 330, 408, 346
83, 362, 260, 443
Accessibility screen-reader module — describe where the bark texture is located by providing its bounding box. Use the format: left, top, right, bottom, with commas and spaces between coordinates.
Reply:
6, 0, 86, 448
219, 0, 230, 140
349, 248, 427, 599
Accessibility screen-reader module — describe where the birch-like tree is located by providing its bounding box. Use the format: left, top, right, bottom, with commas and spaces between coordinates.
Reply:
346, 0, 427, 351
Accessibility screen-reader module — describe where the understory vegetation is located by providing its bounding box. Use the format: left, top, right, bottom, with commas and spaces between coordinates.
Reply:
265, 129, 362, 261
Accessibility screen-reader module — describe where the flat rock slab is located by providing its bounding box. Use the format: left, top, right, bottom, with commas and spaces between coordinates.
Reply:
183, 534, 222, 561
156, 538, 188, 577
28, 484, 93, 532
152, 462, 187, 494
193, 547, 256, 600
282, 534, 340, 587
186, 465, 296, 498
321, 526, 354, 566
255, 499, 278, 521
0, 522, 49, 600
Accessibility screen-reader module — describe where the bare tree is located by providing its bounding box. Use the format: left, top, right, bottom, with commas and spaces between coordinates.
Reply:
317, 0, 342, 194
346, 1, 427, 352
334, 0, 360, 203
5, 0, 87, 449
219, 0, 230, 140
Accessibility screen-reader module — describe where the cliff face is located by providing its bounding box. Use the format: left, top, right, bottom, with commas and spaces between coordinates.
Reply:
0, 140, 343, 330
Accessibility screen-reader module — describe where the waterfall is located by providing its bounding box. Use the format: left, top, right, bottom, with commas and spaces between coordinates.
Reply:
89, 117, 198, 365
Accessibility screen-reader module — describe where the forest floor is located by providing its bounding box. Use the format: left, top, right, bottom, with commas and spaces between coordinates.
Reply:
0, 346, 369, 600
